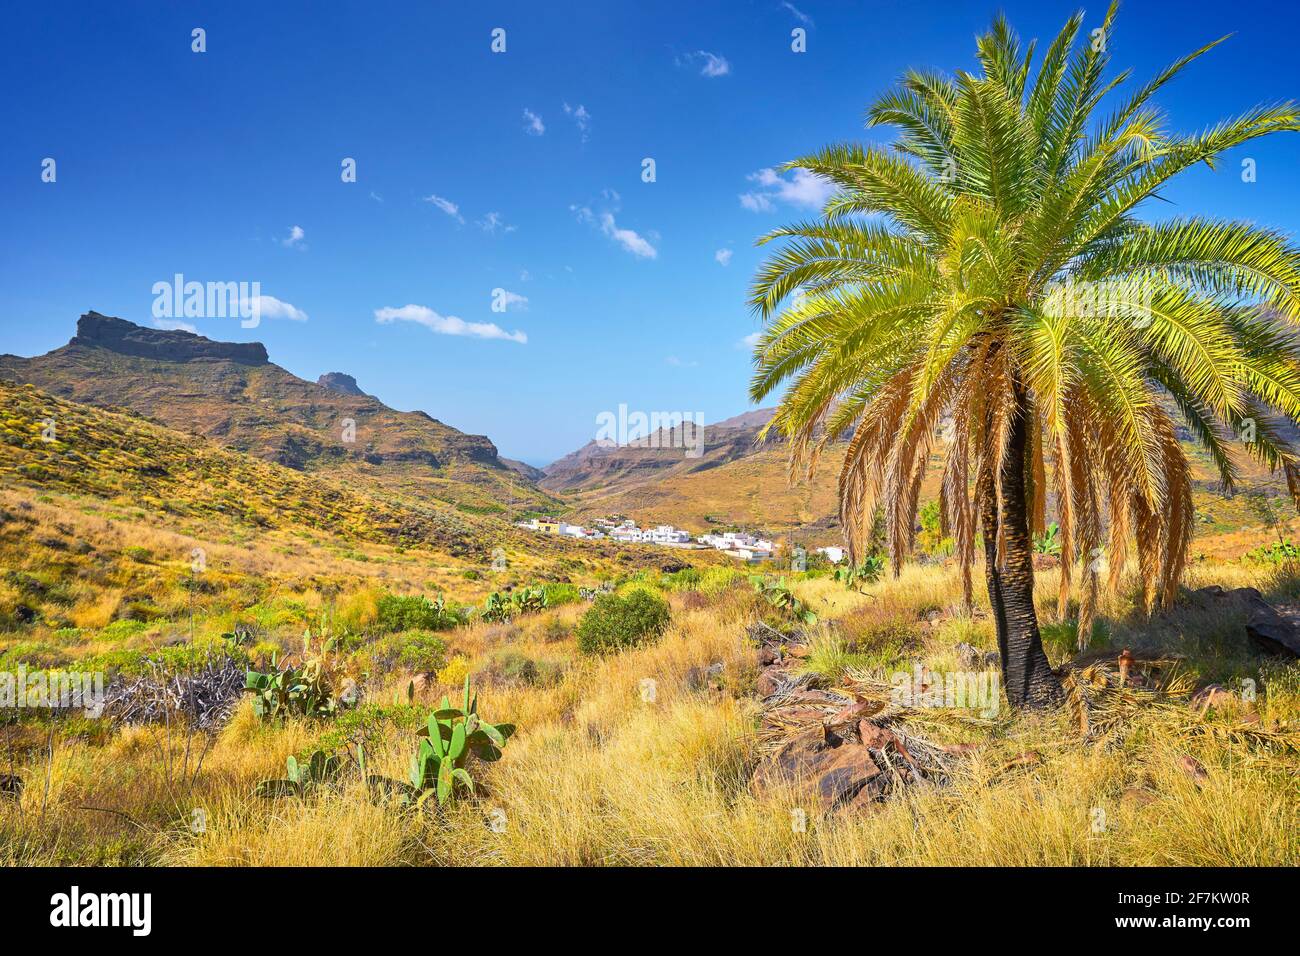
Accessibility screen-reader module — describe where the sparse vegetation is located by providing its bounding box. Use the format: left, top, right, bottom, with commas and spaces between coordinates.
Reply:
576, 590, 671, 655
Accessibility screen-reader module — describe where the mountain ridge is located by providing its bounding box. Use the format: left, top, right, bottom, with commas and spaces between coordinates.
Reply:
0, 312, 556, 512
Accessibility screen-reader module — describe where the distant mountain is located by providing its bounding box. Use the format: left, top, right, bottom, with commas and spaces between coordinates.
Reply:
538, 407, 847, 536
540, 408, 780, 492
0, 312, 556, 513
317, 372, 367, 396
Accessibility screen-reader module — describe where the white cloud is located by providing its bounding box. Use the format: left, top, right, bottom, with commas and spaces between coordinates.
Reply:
375, 304, 527, 344
423, 194, 464, 223
280, 225, 306, 249
478, 211, 516, 235
689, 50, 731, 77
715, 248, 734, 266
782, 2, 814, 26
494, 289, 529, 311
252, 295, 308, 322
519, 269, 532, 282
739, 331, 763, 348
572, 203, 657, 259
741, 167, 834, 211
153, 318, 198, 333
369, 191, 384, 203
522, 108, 545, 135
563, 102, 592, 141
600, 213, 657, 258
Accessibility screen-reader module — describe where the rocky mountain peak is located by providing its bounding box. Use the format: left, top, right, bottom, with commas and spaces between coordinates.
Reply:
317, 372, 366, 396
70, 311, 269, 365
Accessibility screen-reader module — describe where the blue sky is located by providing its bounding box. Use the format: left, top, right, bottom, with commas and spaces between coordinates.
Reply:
2, 0, 1298, 464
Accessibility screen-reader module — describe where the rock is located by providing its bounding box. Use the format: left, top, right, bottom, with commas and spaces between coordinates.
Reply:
756, 667, 795, 699
954, 642, 983, 669
72, 311, 269, 365
757, 647, 780, 666
1177, 755, 1209, 787
1032, 553, 1060, 570
1247, 606, 1300, 658
786, 644, 811, 660
317, 372, 366, 396
752, 729, 883, 812
856, 720, 900, 751
813, 745, 884, 810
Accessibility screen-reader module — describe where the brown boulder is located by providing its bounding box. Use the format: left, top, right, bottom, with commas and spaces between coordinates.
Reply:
857, 720, 900, 751
752, 728, 883, 811
757, 646, 780, 666
756, 667, 795, 699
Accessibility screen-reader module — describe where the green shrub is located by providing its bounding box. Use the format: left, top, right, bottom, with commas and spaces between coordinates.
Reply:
396, 631, 448, 674
1245, 539, 1300, 564
0, 641, 72, 670
541, 582, 581, 606
697, 566, 744, 595
99, 619, 148, 642
576, 590, 671, 656
375, 593, 457, 633
662, 567, 703, 590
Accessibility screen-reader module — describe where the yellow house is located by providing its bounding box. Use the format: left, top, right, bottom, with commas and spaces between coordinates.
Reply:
535, 518, 561, 534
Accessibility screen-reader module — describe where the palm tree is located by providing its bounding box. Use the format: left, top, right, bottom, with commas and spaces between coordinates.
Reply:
748, 5, 1300, 709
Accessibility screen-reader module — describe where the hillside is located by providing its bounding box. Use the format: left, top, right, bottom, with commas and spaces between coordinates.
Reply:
541, 408, 778, 492
540, 407, 844, 536
0, 312, 558, 514
0, 379, 692, 577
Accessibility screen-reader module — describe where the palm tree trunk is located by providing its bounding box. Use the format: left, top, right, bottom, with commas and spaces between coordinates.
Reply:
979, 384, 1064, 711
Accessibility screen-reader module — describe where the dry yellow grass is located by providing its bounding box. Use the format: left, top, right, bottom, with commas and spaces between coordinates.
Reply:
3, 561, 1295, 868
